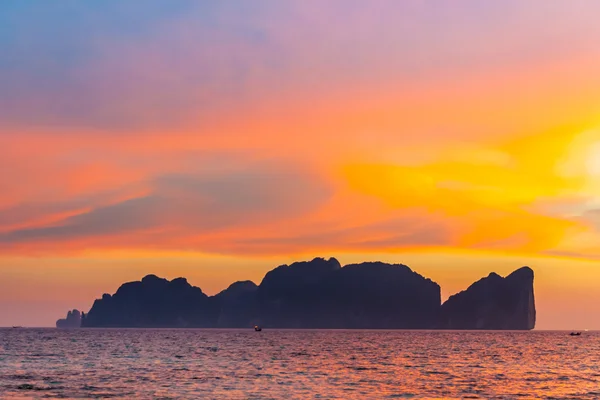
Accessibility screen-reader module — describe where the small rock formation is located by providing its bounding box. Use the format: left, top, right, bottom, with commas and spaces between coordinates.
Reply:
76, 258, 536, 330
439, 267, 536, 330
56, 309, 82, 328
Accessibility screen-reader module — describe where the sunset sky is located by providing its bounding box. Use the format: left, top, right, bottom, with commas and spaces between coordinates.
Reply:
2, 1, 600, 328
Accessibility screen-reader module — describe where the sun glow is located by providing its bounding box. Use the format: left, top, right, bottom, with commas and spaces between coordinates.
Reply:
585, 141, 600, 177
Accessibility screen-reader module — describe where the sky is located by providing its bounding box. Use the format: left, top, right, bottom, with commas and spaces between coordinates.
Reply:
2, 1, 600, 328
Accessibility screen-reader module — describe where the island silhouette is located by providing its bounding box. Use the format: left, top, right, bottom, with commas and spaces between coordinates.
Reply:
57, 257, 536, 330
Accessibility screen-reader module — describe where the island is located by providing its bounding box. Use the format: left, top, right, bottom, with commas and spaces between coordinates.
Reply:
57, 257, 536, 330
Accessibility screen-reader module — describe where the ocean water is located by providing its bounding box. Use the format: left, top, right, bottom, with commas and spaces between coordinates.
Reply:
0, 329, 598, 399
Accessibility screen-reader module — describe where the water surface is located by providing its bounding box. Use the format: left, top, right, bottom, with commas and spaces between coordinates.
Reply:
1, 329, 598, 399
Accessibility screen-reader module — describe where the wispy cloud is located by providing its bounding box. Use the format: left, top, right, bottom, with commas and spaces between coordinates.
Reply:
0, 160, 332, 249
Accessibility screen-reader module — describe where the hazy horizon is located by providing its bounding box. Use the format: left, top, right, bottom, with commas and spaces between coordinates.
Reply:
2, 1, 600, 329
3, 253, 597, 330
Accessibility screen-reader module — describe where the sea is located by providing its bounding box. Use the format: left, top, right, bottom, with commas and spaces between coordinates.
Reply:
0, 329, 598, 399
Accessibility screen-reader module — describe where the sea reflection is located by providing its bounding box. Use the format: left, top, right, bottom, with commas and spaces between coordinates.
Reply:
0, 329, 598, 399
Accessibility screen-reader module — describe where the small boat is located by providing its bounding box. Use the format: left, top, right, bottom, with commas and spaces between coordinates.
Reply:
570, 332, 581, 336
254, 325, 262, 332
11, 326, 22, 329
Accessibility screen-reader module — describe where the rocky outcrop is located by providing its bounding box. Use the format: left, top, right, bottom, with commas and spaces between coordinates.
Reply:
56, 309, 82, 328
257, 259, 441, 328
439, 267, 535, 330
81, 275, 218, 327
215, 281, 259, 328
77, 258, 536, 330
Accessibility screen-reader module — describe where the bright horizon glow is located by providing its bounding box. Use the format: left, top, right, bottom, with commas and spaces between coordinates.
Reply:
2, 1, 600, 328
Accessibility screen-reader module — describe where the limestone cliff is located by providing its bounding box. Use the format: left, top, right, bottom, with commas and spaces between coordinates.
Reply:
76, 259, 535, 330
440, 267, 535, 330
